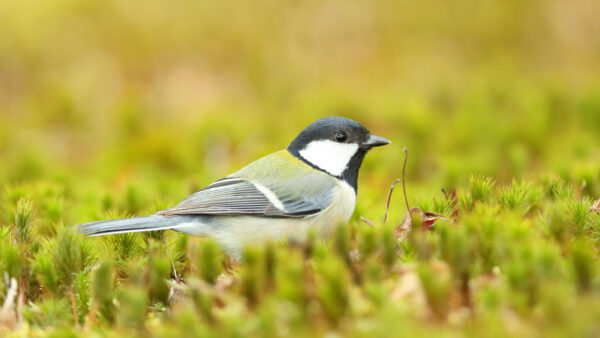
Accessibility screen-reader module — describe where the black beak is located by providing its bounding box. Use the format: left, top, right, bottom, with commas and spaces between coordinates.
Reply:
363, 134, 391, 148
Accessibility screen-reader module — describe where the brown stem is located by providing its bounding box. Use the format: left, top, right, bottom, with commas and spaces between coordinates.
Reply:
68, 287, 79, 328
84, 301, 98, 333
401, 147, 410, 213
162, 236, 179, 281
441, 188, 449, 200
384, 179, 402, 224
17, 274, 28, 326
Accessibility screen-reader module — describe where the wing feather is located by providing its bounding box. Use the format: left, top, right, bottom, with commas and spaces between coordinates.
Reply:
156, 178, 327, 218
157, 151, 338, 218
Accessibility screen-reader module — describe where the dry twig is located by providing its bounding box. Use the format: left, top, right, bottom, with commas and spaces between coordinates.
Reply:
0, 275, 19, 331
384, 179, 402, 224
591, 199, 600, 214
360, 216, 375, 226
401, 147, 410, 213
162, 236, 180, 282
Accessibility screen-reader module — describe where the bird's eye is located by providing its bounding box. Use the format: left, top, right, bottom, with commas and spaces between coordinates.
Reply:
334, 132, 348, 143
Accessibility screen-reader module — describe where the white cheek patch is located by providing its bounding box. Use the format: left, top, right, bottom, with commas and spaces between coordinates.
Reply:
299, 140, 359, 176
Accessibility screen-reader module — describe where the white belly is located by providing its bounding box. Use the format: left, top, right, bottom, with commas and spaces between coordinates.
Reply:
175, 181, 356, 259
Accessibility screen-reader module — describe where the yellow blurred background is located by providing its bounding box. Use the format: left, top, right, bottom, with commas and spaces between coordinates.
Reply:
1, 0, 599, 198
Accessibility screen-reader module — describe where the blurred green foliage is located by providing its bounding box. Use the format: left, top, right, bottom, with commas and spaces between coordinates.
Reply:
1, 0, 600, 336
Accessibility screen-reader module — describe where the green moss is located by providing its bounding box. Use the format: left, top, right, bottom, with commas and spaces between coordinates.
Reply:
1, 1, 600, 334
469, 175, 496, 204
197, 239, 223, 285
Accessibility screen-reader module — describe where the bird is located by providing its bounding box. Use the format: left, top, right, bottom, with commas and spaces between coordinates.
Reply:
77, 117, 390, 259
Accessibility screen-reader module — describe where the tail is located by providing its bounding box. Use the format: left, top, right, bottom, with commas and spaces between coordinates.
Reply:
77, 215, 187, 236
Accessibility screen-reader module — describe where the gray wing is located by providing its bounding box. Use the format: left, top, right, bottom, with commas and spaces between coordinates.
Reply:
156, 177, 331, 218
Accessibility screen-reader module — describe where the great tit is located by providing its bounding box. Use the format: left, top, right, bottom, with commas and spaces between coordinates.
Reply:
78, 117, 390, 258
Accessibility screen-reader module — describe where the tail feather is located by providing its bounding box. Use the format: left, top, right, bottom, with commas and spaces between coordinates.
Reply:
77, 215, 185, 236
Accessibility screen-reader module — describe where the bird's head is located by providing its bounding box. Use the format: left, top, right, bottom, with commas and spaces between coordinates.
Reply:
287, 117, 390, 189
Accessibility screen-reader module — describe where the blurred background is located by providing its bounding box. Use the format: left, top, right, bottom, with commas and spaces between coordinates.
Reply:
1, 0, 599, 219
